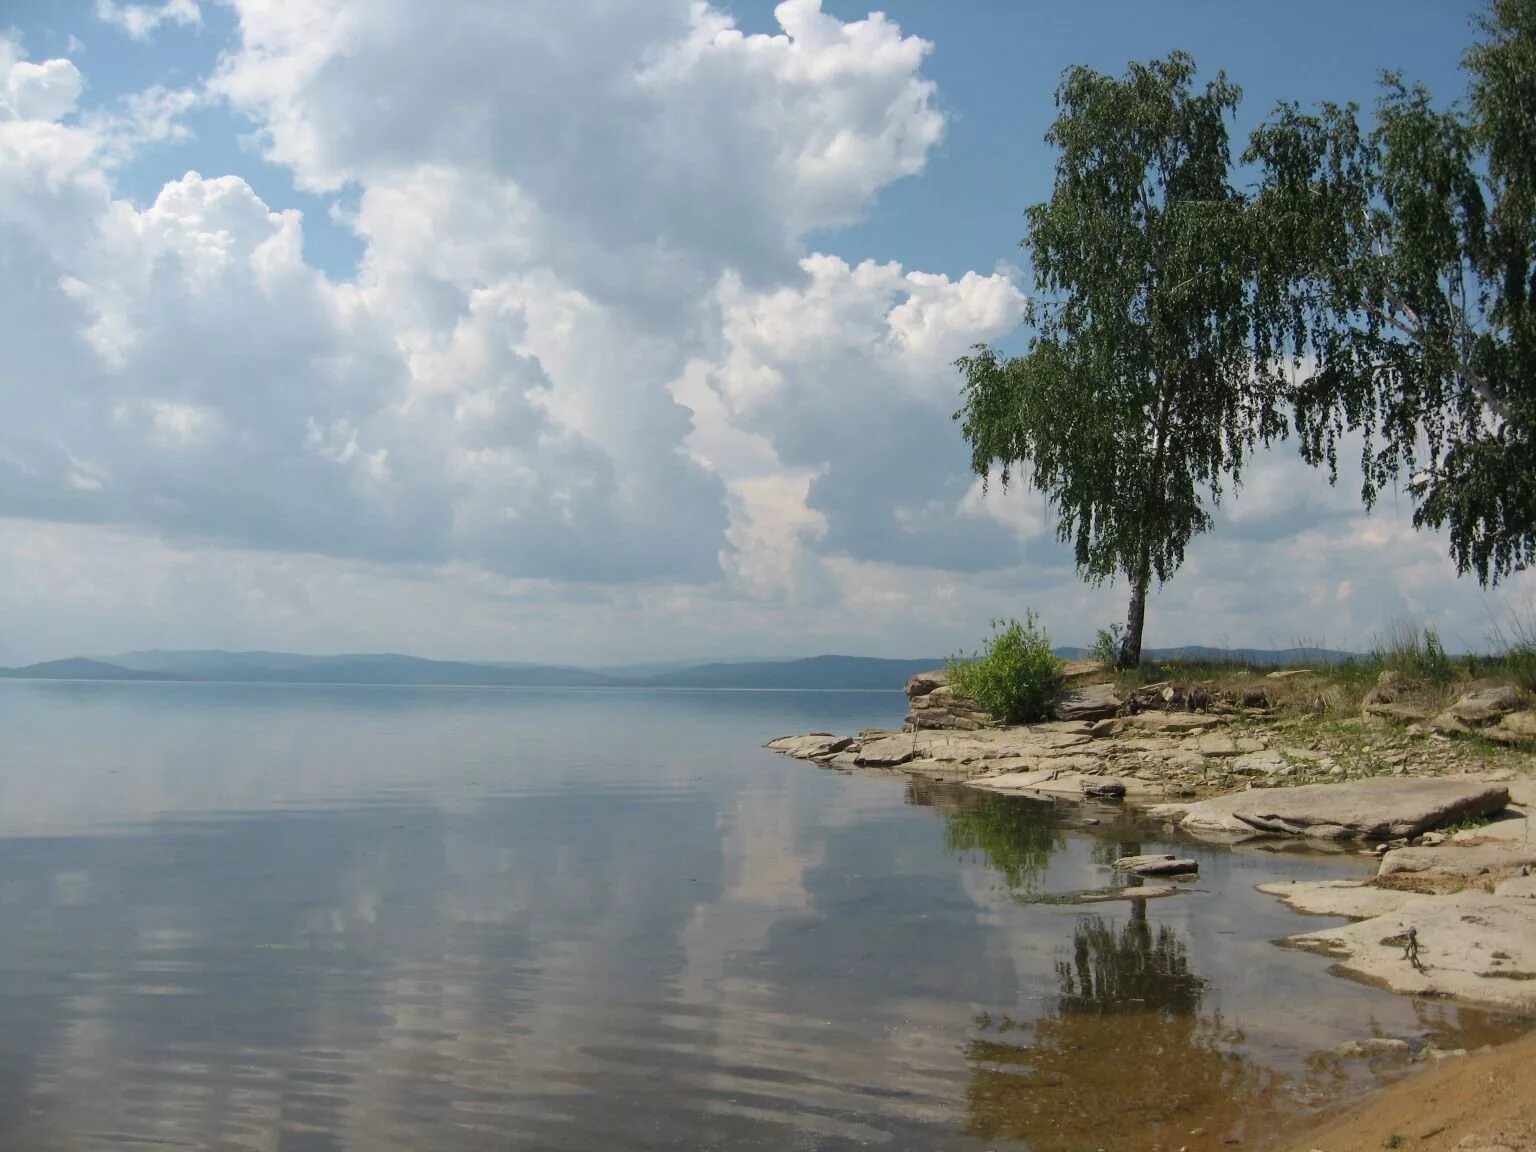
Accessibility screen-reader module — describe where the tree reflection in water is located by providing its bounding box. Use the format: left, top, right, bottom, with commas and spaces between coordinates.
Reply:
926, 786, 1064, 893
965, 909, 1286, 1150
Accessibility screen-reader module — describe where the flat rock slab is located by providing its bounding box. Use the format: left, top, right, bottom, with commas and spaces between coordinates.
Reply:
766, 734, 854, 759
1192, 733, 1267, 758
1038, 890, 1179, 909
1091, 712, 1214, 737
1227, 776, 1508, 841
1051, 683, 1122, 721
1257, 879, 1418, 920
970, 769, 1161, 800
853, 735, 917, 767
1113, 853, 1198, 876
1282, 890, 1536, 1010
1379, 842, 1536, 879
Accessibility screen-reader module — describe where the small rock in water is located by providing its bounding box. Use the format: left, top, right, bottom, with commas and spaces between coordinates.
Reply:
1113, 853, 1198, 876
1079, 776, 1127, 798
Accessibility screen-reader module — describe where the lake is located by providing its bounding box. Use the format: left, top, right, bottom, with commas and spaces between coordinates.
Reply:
0, 681, 1520, 1151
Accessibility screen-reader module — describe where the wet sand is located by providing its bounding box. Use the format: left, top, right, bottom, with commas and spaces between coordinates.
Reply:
1282, 1028, 1536, 1151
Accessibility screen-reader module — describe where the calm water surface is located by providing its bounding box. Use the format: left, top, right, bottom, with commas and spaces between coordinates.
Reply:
0, 682, 1522, 1151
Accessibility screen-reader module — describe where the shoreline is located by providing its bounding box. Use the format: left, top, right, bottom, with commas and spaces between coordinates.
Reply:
768, 667, 1536, 1147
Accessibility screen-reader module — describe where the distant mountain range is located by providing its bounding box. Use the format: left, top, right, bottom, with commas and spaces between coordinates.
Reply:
0, 645, 1360, 691
0, 650, 947, 691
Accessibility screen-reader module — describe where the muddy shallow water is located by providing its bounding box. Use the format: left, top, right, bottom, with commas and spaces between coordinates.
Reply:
0, 681, 1523, 1151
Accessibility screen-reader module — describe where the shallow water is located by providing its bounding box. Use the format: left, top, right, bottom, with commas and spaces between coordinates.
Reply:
0, 681, 1522, 1151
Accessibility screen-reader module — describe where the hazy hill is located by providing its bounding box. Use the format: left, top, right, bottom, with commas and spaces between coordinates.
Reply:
2, 646, 1366, 689
640, 655, 944, 690
0, 657, 182, 681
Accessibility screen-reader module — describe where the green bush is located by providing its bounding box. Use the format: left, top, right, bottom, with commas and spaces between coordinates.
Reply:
1091, 623, 1125, 668
1373, 620, 1454, 685
948, 614, 1065, 724
1492, 605, 1536, 692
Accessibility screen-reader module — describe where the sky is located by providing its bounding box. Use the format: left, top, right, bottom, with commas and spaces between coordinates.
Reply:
0, 0, 1529, 665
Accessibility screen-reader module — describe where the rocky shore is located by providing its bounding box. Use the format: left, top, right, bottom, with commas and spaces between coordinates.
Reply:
767, 665, 1536, 1014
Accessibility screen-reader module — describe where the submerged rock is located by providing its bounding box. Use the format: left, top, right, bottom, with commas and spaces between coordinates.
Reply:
1112, 853, 1198, 876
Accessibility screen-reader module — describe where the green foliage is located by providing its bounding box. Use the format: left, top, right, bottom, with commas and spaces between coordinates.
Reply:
948, 614, 1065, 724
1246, 0, 1536, 585
942, 792, 1064, 891
1492, 603, 1536, 690
956, 53, 1289, 666
1091, 624, 1125, 668
1372, 621, 1455, 685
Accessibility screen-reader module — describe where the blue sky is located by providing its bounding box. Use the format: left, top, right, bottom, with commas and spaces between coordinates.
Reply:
0, 0, 1523, 663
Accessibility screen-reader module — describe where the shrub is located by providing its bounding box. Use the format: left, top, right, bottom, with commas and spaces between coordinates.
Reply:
1373, 619, 1455, 685
1091, 623, 1125, 668
948, 614, 1065, 724
1492, 604, 1536, 692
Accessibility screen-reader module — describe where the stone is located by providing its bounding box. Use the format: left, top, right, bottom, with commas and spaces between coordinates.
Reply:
1073, 883, 1180, 902
1267, 668, 1315, 680
1051, 682, 1123, 721
1079, 776, 1127, 798
1193, 733, 1266, 757
766, 734, 855, 759
1429, 711, 1472, 736
1378, 843, 1536, 880
1446, 685, 1523, 726
904, 669, 947, 697
1060, 660, 1102, 681
1227, 750, 1290, 776
1113, 854, 1198, 876
1227, 776, 1510, 841
1364, 700, 1434, 724
1489, 710, 1536, 745
853, 735, 917, 768
1147, 790, 1259, 836
1417, 831, 1448, 847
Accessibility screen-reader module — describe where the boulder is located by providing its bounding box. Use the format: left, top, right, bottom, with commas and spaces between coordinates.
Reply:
1051, 682, 1122, 722
1147, 790, 1258, 836
904, 669, 948, 697
1079, 776, 1127, 798
904, 672, 993, 730
1162, 777, 1510, 841
1446, 684, 1523, 726
1488, 710, 1536, 745
1113, 853, 1198, 876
